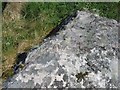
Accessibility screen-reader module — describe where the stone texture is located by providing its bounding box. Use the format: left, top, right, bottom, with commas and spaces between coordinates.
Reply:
3, 11, 119, 88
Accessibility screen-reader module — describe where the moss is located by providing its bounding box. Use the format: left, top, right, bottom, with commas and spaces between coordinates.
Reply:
75, 72, 89, 82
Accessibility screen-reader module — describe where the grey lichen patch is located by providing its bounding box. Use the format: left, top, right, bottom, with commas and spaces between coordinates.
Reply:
63, 74, 68, 82
57, 66, 65, 76
34, 83, 41, 88
38, 52, 54, 64
42, 77, 51, 87
51, 79, 64, 88
26, 80, 34, 88
44, 65, 57, 73
23, 65, 39, 75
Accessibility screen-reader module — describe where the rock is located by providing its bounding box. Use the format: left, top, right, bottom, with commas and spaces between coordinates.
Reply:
3, 11, 119, 88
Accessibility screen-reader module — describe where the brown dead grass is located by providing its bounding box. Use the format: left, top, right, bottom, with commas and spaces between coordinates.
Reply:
2, 2, 27, 81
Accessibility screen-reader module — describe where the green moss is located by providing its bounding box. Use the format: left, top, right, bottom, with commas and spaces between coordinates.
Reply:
75, 72, 89, 82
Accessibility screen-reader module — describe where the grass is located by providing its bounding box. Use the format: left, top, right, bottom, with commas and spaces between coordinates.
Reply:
2, 2, 119, 80
22, 2, 118, 20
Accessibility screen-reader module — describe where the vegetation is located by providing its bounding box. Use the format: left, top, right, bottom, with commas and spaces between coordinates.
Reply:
22, 2, 118, 20
2, 2, 119, 80
75, 72, 89, 82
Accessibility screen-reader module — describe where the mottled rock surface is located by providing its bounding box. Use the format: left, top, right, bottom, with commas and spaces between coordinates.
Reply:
3, 11, 119, 88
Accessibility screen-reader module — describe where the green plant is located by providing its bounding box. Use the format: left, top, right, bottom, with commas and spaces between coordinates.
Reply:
75, 72, 89, 82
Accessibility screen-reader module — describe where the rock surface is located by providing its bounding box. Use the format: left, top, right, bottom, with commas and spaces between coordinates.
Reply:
3, 11, 119, 88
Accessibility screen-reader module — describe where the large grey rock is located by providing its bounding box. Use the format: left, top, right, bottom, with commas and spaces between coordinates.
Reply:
3, 11, 119, 88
